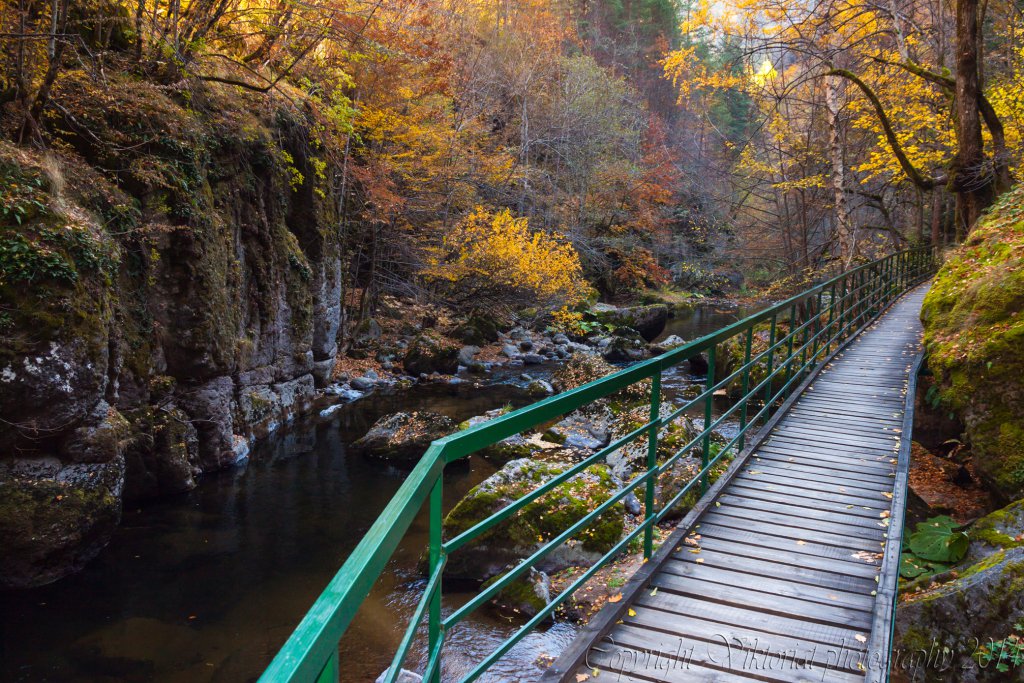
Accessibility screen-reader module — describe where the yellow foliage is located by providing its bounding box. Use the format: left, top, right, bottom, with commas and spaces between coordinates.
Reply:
421, 207, 590, 313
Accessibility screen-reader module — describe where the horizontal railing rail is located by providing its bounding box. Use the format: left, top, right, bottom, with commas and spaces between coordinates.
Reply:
260, 248, 935, 683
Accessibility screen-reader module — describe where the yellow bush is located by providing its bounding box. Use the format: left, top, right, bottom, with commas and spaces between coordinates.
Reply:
422, 207, 590, 314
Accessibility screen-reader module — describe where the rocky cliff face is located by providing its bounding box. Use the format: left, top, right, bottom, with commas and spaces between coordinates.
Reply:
0, 74, 343, 587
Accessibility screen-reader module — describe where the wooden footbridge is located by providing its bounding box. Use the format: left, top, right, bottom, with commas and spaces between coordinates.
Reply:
260, 250, 934, 683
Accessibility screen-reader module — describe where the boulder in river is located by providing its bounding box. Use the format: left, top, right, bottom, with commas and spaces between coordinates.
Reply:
403, 332, 460, 376
440, 458, 625, 582
593, 304, 668, 342
351, 411, 457, 461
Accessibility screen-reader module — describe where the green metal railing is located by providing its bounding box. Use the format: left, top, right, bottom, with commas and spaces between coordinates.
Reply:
261, 248, 935, 683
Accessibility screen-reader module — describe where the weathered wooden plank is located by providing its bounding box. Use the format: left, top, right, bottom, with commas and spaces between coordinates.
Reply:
700, 513, 884, 552
649, 573, 874, 631
689, 535, 880, 579
733, 473, 892, 505
618, 611, 870, 678
705, 506, 887, 544
658, 559, 876, 610
634, 590, 870, 649
668, 546, 877, 592
752, 450, 895, 477
743, 459, 896, 486
716, 493, 886, 529
733, 468, 891, 496
717, 487, 887, 520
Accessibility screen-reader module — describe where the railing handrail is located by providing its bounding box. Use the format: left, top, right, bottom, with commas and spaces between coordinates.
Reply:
260, 248, 935, 683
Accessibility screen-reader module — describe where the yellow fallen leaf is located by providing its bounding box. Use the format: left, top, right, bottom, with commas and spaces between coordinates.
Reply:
576, 675, 590, 682
650, 587, 658, 596
627, 608, 637, 617
607, 593, 622, 603
696, 558, 704, 563
855, 634, 867, 643
796, 540, 806, 546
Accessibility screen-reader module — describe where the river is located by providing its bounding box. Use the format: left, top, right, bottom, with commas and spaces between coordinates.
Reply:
0, 301, 759, 683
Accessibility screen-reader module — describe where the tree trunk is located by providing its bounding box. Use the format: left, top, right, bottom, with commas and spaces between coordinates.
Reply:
826, 74, 855, 267
949, 0, 992, 233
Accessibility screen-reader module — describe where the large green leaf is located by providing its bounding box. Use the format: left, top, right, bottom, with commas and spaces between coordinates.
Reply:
900, 552, 929, 578
907, 516, 969, 563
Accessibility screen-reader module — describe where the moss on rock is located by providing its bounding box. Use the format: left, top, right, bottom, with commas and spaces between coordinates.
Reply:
441, 458, 625, 581
921, 187, 1024, 499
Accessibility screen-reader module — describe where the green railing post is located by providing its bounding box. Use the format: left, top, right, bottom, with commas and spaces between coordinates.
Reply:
811, 290, 823, 362
763, 313, 777, 422
738, 327, 753, 451
702, 345, 715, 494
428, 479, 444, 683
783, 304, 797, 399
643, 371, 661, 559
316, 651, 339, 683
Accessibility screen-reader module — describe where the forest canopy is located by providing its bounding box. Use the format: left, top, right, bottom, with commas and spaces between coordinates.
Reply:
1, 0, 1019, 322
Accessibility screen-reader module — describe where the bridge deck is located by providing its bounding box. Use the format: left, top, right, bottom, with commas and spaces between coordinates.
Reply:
543, 286, 928, 683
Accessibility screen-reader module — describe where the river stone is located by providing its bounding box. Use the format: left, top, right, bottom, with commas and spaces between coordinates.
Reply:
352, 411, 457, 461
501, 344, 520, 358
654, 334, 686, 351
522, 353, 545, 365
311, 358, 335, 387
439, 458, 624, 581
0, 338, 109, 452
544, 407, 612, 451
593, 304, 668, 342
457, 410, 556, 462
484, 567, 552, 619
350, 375, 376, 391
458, 345, 480, 365
601, 335, 647, 362
403, 332, 459, 376
527, 379, 554, 397
0, 455, 125, 588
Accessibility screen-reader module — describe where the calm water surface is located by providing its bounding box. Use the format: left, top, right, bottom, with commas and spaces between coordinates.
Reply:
0, 303, 763, 683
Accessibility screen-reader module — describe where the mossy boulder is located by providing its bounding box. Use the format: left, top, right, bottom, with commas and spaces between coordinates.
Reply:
352, 411, 456, 461
894, 546, 1024, 681
453, 313, 501, 345
551, 354, 650, 407
403, 331, 460, 376
605, 403, 697, 481
965, 499, 1024, 564
593, 304, 668, 342
441, 458, 625, 581
921, 187, 1024, 499
0, 456, 125, 588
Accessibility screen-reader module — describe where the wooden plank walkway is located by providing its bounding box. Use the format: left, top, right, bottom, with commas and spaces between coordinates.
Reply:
543, 285, 929, 683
